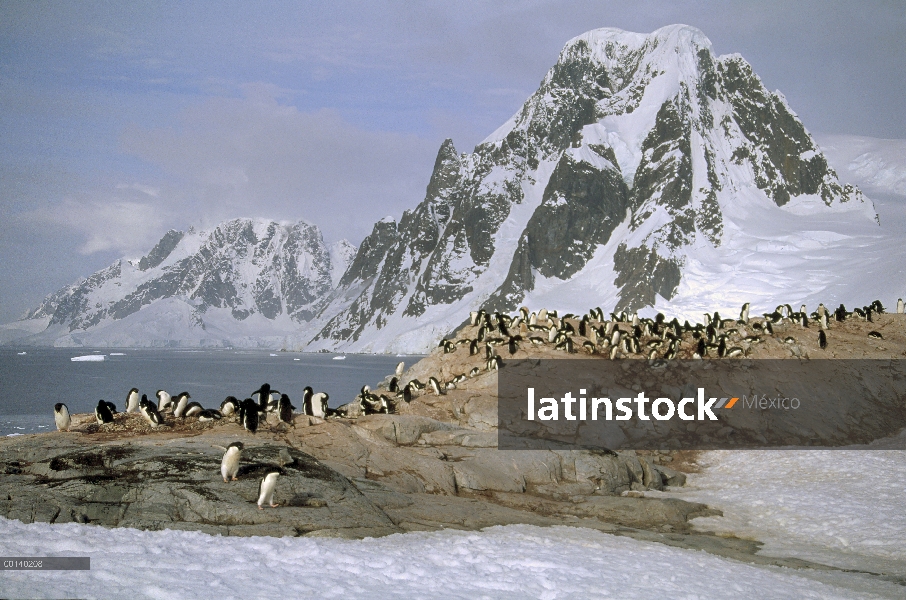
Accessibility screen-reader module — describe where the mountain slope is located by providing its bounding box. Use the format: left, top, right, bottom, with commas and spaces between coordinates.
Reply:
6, 218, 354, 348
305, 24, 883, 353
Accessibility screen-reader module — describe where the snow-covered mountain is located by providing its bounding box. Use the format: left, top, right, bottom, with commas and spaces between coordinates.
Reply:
6, 24, 904, 352
1, 218, 354, 348
304, 24, 892, 353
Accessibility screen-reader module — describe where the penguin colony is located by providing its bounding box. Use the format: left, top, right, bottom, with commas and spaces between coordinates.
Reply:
56, 297, 903, 433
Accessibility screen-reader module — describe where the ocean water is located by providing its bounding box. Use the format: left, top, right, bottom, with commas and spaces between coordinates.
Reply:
0, 348, 420, 436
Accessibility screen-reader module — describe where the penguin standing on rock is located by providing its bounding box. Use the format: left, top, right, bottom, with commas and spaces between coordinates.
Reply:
277, 394, 295, 424
238, 398, 259, 433
156, 390, 172, 412
257, 472, 281, 509
54, 403, 71, 431
818, 330, 828, 349
173, 392, 191, 418
125, 388, 140, 413
252, 384, 279, 413
219, 442, 243, 482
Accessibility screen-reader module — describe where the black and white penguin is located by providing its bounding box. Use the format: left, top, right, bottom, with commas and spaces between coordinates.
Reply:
252, 383, 279, 413
257, 472, 280, 509
156, 390, 172, 412
428, 376, 445, 396
196, 409, 222, 422
125, 388, 140, 413
395, 361, 405, 378
183, 402, 204, 417
739, 303, 750, 324
401, 383, 413, 403
95, 400, 114, 424
898, 298, 904, 314
220, 396, 240, 417
277, 394, 295, 424
220, 442, 244, 482
388, 377, 399, 393
818, 330, 828, 349
173, 392, 191, 418
54, 403, 71, 431
238, 398, 259, 433
139, 395, 165, 428
868, 331, 884, 340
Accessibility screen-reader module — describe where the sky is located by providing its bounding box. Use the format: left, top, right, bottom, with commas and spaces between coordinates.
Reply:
1, 1, 904, 324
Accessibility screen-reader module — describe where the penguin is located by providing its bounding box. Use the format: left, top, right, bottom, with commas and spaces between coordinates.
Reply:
125, 388, 140, 413
220, 442, 243, 482
277, 394, 295, 424
428, 376, 445, 396
401, 383, 414, 403
220, 396, 240, 417
388, 377, 399, 393
739, 302, 750, 324
173, 392, 191, 418
252, 384, 279, 413
139, 394, 164, 427
818, 329, 828, 349
54, 403, 71, 431
156, 390, 172, 412
468, 367, 480, 378
257, 472, 280, 509
868, 331, 884, 340
898, 299, 904, 314
197, 409, 222, 422
95, 400, 114, 424
183, 402, 204, 417
508, 336, 520, 355
395, 361, 405, 378
238, 398, 259, 433
311, 392, 329, 417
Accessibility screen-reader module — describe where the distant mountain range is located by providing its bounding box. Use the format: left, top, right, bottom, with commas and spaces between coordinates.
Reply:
3, 24, 904, 352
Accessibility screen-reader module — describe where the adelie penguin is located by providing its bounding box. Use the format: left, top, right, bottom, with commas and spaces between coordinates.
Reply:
257, 472, 281, 509
53, 403, 71, 431
139, 394, 164, 427
219, 442, 244, 482
125, 387, 140, 413
156, 390, 172, 412
252, 383, 279, 413
238, 398, 259, 433
220, 396, 240, 417
95, 400, 115, 425
277, 394, 295, 424
173, 392, 191, 418
818, 330, 828, 349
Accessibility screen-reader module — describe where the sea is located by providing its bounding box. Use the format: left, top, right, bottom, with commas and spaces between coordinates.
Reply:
0, 348, 421, 436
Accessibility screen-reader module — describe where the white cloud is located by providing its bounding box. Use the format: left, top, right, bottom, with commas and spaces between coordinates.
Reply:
22, 199, 165, 256
119, 87, 440, 242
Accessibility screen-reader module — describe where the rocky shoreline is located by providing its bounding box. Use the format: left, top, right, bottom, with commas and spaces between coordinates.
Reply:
3, 305, 906, 580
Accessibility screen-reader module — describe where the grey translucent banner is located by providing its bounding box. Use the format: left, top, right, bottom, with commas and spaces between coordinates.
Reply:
0, 557, 90, 570
497, 359, 906, 450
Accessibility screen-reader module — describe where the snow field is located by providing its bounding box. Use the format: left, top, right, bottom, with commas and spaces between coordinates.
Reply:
0, 520, 891, 600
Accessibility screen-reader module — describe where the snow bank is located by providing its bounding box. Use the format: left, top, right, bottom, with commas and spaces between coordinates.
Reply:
0, 520, 890, 599
657, 448, 906, 577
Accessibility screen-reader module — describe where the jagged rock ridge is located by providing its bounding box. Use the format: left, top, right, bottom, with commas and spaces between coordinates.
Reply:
7, 218, 355, 348
305, 24, 880, 353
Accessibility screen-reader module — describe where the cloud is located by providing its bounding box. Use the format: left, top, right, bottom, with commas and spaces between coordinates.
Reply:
119, 86, 440, 242
21, 198, 165, 256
